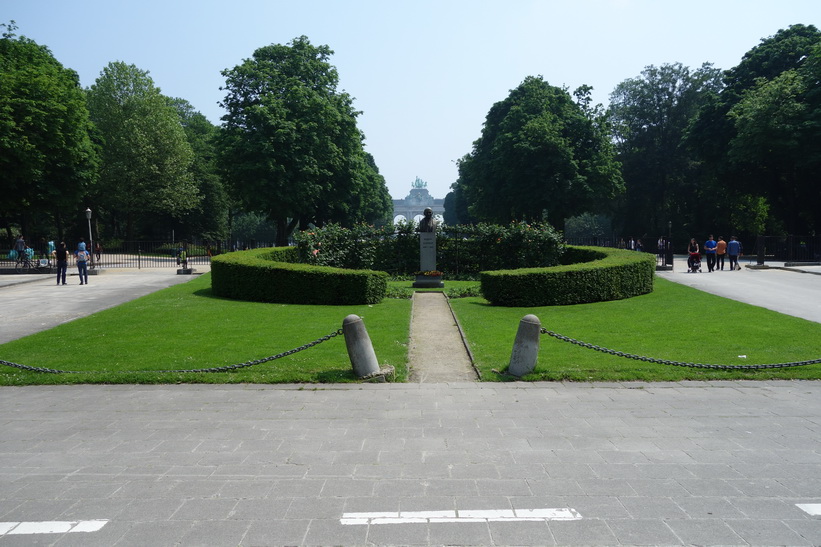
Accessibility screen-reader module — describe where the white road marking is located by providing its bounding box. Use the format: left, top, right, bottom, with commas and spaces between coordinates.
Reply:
341, 508, 581, 525
0, 520, 108, 535
797, 504, 821, 516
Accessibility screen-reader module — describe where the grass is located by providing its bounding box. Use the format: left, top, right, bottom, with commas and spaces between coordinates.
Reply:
386, 279, 482, 299
0, 274, 411, 385
2, 274, 821, 385
449, 277, 821, 381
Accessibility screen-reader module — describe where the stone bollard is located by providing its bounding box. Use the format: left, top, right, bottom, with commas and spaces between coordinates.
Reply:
508, 314, 541, 377
342, 314, 380, 378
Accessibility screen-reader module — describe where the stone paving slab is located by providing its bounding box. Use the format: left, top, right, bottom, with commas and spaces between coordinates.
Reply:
2, 381, 821, 545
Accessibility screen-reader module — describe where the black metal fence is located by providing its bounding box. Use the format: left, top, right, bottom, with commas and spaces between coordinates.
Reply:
1, 240, 274, 271
564, 237, 673, 268
754, 235, 821, 264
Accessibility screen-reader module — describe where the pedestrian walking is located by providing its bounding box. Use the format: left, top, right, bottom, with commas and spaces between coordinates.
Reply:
13, 234, 26, 263
715, 236, 727, 270
53, 242, 69, 285
76, 247, 90, 285
727, 236, 743, 271
704, 235, 717, 272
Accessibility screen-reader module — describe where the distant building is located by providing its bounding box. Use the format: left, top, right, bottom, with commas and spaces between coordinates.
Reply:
392, 177, 445, 225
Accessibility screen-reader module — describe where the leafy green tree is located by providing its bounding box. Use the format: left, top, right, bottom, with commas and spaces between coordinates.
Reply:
726, 44, 821, 234
0, 21, 98, 240
608, 62, 722, 239
444, 173, 478, 226
689, 24, 821, 236
217, 36, 387, 246
169, 98, 230, 240
86, 61, 199, 240
453, 76, 623, 225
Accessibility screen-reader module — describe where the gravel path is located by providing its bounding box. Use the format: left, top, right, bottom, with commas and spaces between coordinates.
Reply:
407, 292, 477, 382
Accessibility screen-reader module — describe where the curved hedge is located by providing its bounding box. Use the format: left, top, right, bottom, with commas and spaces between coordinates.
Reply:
211, 247, 387, 305
480, 246, 656, 306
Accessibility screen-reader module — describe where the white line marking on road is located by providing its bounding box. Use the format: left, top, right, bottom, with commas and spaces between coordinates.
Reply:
341, 508, 581, 525
0, 520, 108, 535
797, 504, 821, 516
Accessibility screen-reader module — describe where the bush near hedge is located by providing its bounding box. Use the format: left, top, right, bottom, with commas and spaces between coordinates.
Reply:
480, 246, 656, 306
211, 247, 387, 305
294, 222, 564, 276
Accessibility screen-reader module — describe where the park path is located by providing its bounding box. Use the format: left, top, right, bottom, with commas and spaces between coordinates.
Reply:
407, 292, 477, 382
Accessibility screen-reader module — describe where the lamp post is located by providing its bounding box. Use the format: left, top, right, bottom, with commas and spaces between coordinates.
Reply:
85, 208, 93, 268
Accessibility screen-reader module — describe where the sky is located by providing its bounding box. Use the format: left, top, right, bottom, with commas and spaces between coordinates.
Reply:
4, 0, 820, 201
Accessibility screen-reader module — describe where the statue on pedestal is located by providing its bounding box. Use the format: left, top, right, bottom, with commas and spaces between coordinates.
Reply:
417, 207, 437, 232
413, 208, 443, 288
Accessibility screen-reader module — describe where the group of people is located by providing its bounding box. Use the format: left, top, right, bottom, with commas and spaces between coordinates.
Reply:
688, 235, 744, 273
52, 238, 92, 285
12, 235, 102, 285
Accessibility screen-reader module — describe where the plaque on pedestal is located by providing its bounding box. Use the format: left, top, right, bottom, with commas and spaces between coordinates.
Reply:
413, 231, 444, 288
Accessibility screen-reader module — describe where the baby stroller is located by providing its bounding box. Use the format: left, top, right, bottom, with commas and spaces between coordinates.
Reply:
687, 252, 702, 273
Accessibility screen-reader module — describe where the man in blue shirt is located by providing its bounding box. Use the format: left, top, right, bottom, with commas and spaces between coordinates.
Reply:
703, 235, 717, 272
727, 236, 743, 271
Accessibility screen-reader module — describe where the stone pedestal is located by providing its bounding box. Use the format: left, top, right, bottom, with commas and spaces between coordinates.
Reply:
412, 232, 443, 288
412, 274, 443, 288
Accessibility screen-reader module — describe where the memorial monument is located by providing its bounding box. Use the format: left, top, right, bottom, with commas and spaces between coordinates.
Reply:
413, 207, 444, 288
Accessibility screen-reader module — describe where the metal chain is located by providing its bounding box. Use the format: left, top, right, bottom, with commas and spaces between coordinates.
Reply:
0, 329, 344, 375
541, 328, 821, 370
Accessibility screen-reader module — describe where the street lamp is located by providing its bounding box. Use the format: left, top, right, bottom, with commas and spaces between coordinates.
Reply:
85, 207, 93, 268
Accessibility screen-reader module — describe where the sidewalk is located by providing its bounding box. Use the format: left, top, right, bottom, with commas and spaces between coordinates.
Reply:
2, 382, 821, 545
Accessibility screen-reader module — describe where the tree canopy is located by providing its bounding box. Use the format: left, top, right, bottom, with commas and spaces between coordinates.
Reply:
216, 36, 391, 246
608, 62, 723, 239
689, 24, 821, 236
0, 21, 98, 240
451, 76, 623, 226
86, 61, 200, 240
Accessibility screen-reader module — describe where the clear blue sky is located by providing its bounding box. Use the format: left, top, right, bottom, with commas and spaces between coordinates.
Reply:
5, 0, 819, 201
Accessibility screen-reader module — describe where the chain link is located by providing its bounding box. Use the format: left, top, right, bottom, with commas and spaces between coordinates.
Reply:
0, 329, 344, 375
541, 328, 821, 370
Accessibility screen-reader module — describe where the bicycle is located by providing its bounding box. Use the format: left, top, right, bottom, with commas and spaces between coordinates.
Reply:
15, 253, 50, 274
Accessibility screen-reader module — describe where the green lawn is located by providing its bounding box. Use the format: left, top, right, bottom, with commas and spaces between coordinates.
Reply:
0, 274, 411, 385
450, 277, 821, 381
1, 274, 820, 385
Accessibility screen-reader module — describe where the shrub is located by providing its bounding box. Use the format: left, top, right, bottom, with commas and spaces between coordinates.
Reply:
211, 247, 387, 305
293, 221, 563, 277
480, 246, 656, 306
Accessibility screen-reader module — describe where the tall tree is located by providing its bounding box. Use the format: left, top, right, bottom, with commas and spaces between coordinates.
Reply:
727, 46, 821, 233
689, 24, 821, 236
86, 61, 199, 240
169, 98, 230, 240
608, 62, 722, 239
453, 76, 623, 225
217, 36, 385, 246
0, 21, 98, 240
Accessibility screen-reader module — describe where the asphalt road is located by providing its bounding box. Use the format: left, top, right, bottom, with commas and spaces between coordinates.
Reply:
656, 256, 821, 324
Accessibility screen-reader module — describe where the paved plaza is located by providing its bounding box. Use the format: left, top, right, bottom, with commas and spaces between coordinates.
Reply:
1, 261, 821, 545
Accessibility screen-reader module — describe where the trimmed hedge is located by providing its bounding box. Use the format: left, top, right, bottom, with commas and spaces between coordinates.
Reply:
480, 246, 656, 306
211, 247, 387, 305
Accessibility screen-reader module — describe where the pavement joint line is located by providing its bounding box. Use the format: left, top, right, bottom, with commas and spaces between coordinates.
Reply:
0, 520, 108, 535
341, 508, 581, 525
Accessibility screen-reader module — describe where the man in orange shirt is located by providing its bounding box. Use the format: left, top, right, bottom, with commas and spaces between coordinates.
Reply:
715, 236, 727, 271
